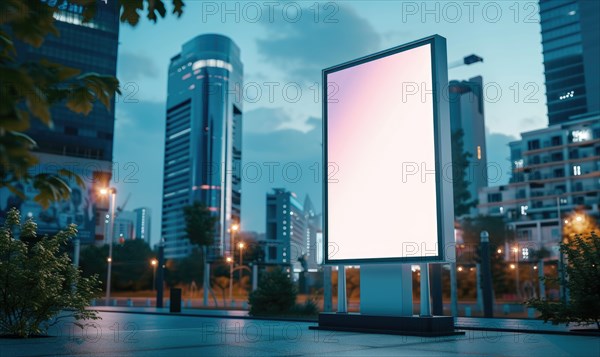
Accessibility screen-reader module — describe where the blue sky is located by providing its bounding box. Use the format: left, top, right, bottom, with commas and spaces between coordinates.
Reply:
111, 1, 547, 245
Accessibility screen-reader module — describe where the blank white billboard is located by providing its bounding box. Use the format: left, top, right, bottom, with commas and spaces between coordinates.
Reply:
323, 35, 454, 264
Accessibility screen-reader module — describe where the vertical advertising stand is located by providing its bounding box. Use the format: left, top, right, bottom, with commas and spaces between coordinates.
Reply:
312, 35, 461, 336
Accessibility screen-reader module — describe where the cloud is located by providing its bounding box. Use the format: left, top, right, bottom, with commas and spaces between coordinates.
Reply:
256, 4, 381, 81
519, 116, 545, 130
117, 52, 159, 81
486, 130, 518, 185
244, 107, 292, 133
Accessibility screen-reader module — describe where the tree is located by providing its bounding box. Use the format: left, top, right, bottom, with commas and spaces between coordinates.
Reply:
0, 0, 185, 207
451, 129, 477, 217
528, 232, 600, 329
0, 208, 100, 337
183, 202, 218, 287
166, 248, 204, 287
248, 267, 297, 316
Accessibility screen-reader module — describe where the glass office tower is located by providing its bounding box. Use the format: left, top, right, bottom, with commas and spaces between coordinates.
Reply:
2, 1, 120, 244
162, 34, 243, 259
449, 76, 488, 215
540, 0, 600, 125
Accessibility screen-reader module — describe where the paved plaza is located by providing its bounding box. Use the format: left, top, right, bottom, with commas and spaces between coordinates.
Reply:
1, 310, 598, 357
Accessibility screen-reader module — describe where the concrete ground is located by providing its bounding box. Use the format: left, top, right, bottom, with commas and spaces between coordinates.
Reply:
1, 310, 598, 357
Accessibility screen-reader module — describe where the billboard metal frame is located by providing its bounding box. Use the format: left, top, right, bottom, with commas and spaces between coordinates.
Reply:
322, 35, 453, 265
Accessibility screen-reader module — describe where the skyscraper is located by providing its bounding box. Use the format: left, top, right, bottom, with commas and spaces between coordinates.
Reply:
264, 189, 321, 274
540, 0, 600, 125
449, 76, 488, 214
162, 34, 243, 259
1, 1, 120, 244
134, 207, 152, 245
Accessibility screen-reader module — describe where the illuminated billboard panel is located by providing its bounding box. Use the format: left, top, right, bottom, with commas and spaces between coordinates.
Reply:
324, 35, 453, 264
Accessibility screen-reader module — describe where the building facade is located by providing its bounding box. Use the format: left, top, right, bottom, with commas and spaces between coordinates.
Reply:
478, 113, 600, 261
540, 0, 600, 125
264, 189, 321, 274
134, 207, 152, 245
1, 0, 120, 244
449, 76, 488, 214
161, 34, 243, 259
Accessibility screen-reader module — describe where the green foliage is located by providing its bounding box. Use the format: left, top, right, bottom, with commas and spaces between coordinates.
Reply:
0, 0, 185, 207
451, 129, 477, 217
183, 202, 217, 248
289, 298, 319, 316
527, 232, 600, 329
79, 239, 154, 291
0, 208, 100, 337
249, 267, 297, 316
166, 249, 204, 286
460, 215, 514, 295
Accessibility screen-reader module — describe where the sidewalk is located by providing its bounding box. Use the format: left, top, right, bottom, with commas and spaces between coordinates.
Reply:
91, 306, 600, 336
4, 309, 599, 357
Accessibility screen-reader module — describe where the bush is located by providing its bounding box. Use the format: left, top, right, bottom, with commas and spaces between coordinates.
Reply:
0, 208, 101, 337
248, 267, 296, 316
289, 298, 319, 316
527, 232, 600, 329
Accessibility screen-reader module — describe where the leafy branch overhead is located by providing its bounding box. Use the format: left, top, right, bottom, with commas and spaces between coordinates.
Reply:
0, 0, 186, 208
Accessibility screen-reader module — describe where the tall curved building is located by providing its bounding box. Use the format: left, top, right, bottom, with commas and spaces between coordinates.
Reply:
162, 34, 243, 258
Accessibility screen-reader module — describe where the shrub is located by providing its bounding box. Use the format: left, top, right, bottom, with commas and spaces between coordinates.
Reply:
248, 267, 296, 316
527, 231, 600, 329
0, 208, 101, 337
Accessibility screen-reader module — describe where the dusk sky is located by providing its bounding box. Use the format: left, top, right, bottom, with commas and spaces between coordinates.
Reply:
111, 1, 546, 244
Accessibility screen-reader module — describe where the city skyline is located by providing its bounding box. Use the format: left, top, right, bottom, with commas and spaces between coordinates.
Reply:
112, 2, 548, 241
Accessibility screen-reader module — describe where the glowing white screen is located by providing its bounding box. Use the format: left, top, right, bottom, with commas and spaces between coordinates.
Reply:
326, 43, 440, 262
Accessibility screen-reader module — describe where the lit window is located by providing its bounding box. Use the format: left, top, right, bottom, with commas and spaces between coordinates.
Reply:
477, 146, 482, 160
520, 205, 528, 216
571, 129, 590, 142
573, 165, 581, 176
514, 159, 524, 169
559, 90, 574, 100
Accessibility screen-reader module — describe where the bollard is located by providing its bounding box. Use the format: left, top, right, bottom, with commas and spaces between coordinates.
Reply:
465, 306, 472, 317
127, 299, 133, 307
503, 304, 510, 315
112, 299, 117, 306
146, 298, 151, 307
169, 288, 181, 313
91, 299, 96, 306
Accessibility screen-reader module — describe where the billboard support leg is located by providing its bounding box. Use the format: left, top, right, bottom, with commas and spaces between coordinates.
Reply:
420, 263, 432, 317
337, 265, 347, 313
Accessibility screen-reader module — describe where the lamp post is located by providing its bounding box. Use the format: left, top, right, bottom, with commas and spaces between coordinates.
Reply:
151, 259, 158, 291
556, 196, 568, 305
238, 242, 244, 287
99, 187, 117, 305
227, 257, 233, 306
230, 223, 239, 256
513, 245, 520, 299
480, 231, 493, 317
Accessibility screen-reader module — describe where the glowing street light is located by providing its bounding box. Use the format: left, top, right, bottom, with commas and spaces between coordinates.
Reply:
151, 259, 158, 291
99, 187, 117, 305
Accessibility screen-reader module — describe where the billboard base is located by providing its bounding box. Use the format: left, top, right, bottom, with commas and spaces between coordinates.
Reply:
309, 313, 463, 337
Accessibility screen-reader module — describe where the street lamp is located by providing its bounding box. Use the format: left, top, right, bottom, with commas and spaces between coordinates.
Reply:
151, 259, 158, 291
226, 257, 233, 306
230, 223, 239, 253
99, 187, 117, 305
238, 242, 244, 287
513, 246, 520, 298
